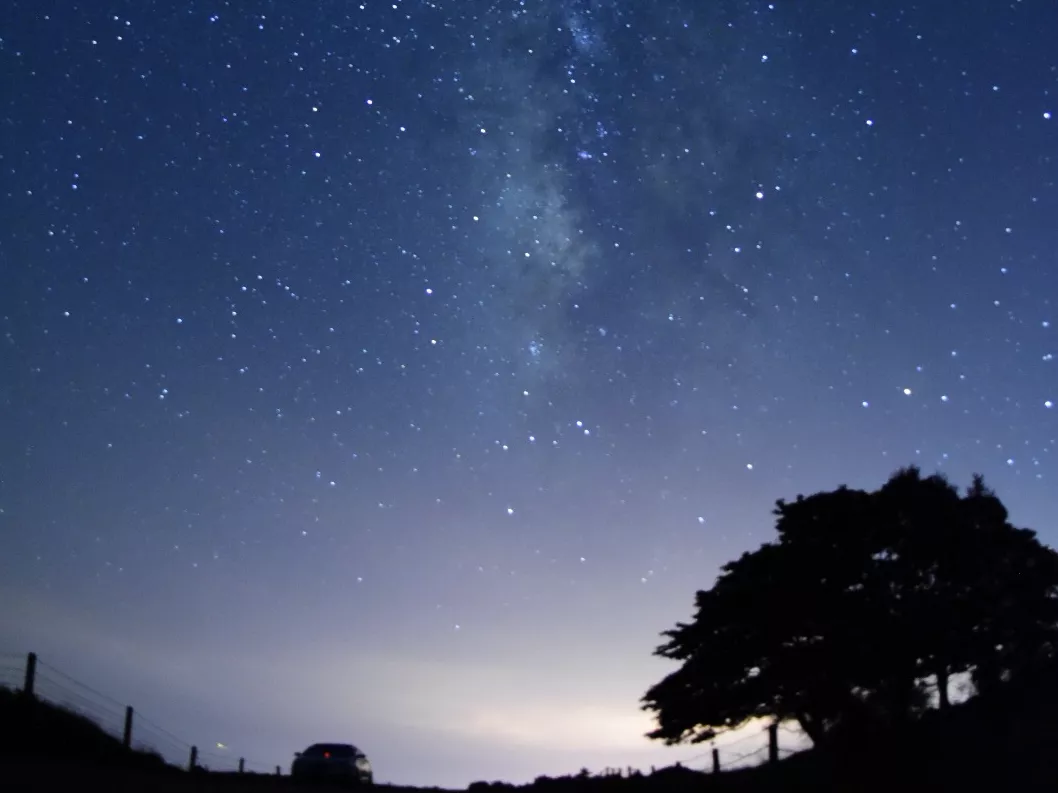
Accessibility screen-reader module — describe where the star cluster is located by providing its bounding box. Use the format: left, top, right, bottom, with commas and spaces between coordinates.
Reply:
1, 0, 1056, 787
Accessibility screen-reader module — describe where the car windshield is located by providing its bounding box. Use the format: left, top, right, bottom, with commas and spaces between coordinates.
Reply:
303, 743, 357, 759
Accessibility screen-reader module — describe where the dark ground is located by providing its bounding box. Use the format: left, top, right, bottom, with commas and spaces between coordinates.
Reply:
4, 680, 1058, 792
0, 759, 457, 793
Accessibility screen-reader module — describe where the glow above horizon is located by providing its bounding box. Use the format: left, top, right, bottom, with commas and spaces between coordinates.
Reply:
1, 0, 1056, 786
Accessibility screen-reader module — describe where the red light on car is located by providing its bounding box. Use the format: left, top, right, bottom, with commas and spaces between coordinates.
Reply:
324, 752, 330, 759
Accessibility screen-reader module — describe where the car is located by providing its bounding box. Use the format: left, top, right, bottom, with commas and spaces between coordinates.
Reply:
291, 742, 374, 787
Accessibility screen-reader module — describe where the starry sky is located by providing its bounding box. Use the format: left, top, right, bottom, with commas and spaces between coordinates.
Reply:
1, 0, 1057, 787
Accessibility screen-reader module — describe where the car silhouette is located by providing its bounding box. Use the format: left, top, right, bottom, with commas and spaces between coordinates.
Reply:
291, 742, 374, 787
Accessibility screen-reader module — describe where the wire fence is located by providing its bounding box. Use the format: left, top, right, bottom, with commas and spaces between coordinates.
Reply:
0, 655, 27, 690
4, 650, 811, 780
677, 718, 812, 774
1, 651, 280, 776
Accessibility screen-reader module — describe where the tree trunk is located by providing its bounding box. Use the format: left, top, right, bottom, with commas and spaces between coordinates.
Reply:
972, 661, 1002, 699
795, 711, 824, 746
936, 669, 951, 709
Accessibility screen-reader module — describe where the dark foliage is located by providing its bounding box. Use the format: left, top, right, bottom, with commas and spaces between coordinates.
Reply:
641, 466, 1058, 747
6, 458, 1058, 792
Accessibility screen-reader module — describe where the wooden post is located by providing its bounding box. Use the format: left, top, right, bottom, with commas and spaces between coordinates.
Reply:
238, 758, 245, 774
712, 747, 720, 774
122, 706, 134, 748
23, 652, 37, 698
275, 765, 281, 776
768, 723, 779, 764
188, 745, 198, 771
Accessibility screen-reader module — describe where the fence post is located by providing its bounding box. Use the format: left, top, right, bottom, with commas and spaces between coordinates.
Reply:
238, 758, 245, 774
122, 706, 134, 748
23, 652, 37, 698
768, 723, 779, 764
275, 765, 281, 776
188, 745, 198, 771
712, 747, 720, 774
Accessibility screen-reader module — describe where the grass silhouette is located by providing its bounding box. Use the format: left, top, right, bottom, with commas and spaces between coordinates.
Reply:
3, 678, 1058, 791
0, 684, 170, 771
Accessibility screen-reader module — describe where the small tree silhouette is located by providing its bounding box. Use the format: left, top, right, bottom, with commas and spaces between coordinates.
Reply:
641, 466, 1058, 747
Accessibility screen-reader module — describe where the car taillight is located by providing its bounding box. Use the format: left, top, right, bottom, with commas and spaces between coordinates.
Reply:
323, 752, 331, 759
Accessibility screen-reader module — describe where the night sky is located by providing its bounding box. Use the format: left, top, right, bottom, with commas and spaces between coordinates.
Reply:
1, 0, 1057, 787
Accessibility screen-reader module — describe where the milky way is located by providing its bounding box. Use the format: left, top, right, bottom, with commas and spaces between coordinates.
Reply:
1, 0, 1056, 787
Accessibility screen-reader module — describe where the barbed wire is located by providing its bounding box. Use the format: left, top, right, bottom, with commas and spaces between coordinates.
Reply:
14, 651, 809, 781
5, 652, 281, 775
35, 659, 129, 712
724, 747, 763, 764
32, 675, 127, 739
676, 719, 789, 769
196, 748, 242, 773
133, 710, 193, 753
194, 748, 279, 775
0, 665, 27, 687
724, 744, 772, 770
707, 722, 771, 751
131, 728, 193, 765
726, 746, 758, 764
680, 749, 715, 765
126, 711, 198, 768
677, 719, 813, 774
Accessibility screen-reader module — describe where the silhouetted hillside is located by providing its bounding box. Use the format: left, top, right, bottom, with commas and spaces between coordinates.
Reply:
0, 685, 452, 792
0, 685, 171, 772
463, 679, 1058, 792
4, 676, 1058, 792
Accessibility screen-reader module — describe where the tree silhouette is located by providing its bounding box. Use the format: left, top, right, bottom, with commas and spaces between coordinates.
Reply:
641, 466, 1058, 747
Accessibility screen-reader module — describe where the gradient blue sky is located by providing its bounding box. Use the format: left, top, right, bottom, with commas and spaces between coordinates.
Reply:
1, 0, 1056, 787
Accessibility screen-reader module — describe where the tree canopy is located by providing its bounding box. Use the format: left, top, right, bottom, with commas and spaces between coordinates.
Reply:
641, 466, 1058, 747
